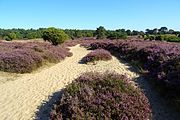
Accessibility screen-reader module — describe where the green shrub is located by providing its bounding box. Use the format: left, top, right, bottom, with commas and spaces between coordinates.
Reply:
4, 36, 12, 41
107, 31, 127, 39
164, 35, 180, 42
155, 35, 164, 41
149, 35, 155, 40
42, 27, 69, 45
153, 34, 180, 42
95, 26, 107, 39
143, 35, 156, 41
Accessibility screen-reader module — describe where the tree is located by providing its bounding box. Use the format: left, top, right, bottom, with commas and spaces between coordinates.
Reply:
3, 36, 12, 41
158, 27, 168, 34
145, 29, 154, 34
126, 30, 131, 36
64, 29, 76, 39
15, 32, 23, 39
95, 26, 107, 39
107, 30, 127, 40
42, 27, 69, 45
119, 29, 125, 33
9, 32, 17, 40
3, 32, 17, 41
75, 30, 83, 38
152, 28, 158, 34
168, 29, 174, 34
26, 32, 38, 39
85, 31, 94, 37
132, 30, 139, 35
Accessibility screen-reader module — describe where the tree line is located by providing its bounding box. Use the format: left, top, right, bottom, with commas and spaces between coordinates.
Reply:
0, 28, 45, 40
0, 26, 143, 41
0, 26, 179, 42
144, 27, 180, 42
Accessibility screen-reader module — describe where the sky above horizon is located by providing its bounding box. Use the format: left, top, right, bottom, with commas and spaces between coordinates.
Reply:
0, 0, 179, 31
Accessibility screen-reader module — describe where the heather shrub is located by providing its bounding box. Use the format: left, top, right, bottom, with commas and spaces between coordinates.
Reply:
88, 40, 180, 89
50, 72, 151, 120
0, 42, 72, 73
81, 49, 112, 63
155, 57, 180, 88
0, 49, 43, 73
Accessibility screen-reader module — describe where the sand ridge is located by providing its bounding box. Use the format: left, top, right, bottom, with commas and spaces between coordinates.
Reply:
0, 45, 138, 120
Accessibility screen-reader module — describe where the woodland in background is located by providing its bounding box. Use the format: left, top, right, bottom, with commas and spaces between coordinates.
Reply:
0, 26, 180, 42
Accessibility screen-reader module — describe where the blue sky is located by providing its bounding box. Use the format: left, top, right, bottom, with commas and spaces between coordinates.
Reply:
0, 0, 179, 31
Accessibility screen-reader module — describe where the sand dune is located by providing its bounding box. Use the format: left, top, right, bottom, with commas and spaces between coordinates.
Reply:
0, 45, 138, 120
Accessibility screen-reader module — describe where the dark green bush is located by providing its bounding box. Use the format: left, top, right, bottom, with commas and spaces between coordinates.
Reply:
107, 31, 127, 40
42, 27, 69, 45
95, 26, 107, 39
3, 36, 12, 41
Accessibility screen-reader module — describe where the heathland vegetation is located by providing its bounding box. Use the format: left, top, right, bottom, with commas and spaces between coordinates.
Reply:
0, 41, 72, 73
0, 26, 180, 119
89, 40, 180, 90
81, 49, 112, 64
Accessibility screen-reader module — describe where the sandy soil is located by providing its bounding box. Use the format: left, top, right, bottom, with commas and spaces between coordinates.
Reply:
0, 45, 138, 120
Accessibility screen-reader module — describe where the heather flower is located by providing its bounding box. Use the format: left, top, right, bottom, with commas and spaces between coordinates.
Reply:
0, 42, 72, 73
81, 49, 112, 63
50, 72, 151, 120
88, 40, 180, 89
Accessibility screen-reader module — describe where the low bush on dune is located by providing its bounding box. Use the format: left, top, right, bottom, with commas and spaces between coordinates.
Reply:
50, 72, 151, 120
0, 49, 43, 73
0, 42, 72, 73
81, 49, 112, 63
89, 40, 180, 90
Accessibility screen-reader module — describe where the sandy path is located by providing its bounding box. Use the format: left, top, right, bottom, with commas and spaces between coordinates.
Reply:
0, 45, 138, 120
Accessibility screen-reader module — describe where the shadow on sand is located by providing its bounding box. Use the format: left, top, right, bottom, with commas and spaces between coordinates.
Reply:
35, 90, 64, 120
136, 76, 180, 120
